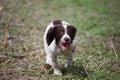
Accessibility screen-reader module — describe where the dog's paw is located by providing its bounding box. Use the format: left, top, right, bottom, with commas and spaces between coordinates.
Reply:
54, 70, 62, 75
44, 64, 51, 69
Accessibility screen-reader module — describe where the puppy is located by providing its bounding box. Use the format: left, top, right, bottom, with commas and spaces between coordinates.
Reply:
43, 20, 77, 75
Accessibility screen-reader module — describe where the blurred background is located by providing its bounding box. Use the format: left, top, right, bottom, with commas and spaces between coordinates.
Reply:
0, 0, 120, 80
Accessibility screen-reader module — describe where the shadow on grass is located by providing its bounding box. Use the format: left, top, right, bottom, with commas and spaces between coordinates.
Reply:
62, 64, 88, 79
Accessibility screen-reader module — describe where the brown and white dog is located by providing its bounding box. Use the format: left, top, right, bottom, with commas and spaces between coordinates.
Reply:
43, 20, 77, 75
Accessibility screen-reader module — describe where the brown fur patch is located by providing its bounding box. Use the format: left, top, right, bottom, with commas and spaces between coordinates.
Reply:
67, 25, 77, 41
44, 64, 51, 69
54, 25, 65, 46
53, 20, 62, 25
46, 27, 54, 45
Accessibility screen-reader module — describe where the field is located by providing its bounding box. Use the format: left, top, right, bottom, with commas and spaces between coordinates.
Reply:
0, 0, 120, 80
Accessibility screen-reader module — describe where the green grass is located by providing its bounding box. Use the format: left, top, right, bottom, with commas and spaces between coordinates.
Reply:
0, 0, 120, 80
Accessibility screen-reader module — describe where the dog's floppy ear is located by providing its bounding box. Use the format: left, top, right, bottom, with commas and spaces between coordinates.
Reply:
67, 25, 77, 40
70, 26, 77, 33
46, 27, 55, 45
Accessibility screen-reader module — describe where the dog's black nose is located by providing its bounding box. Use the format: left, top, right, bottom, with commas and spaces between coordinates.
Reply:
64, 37, 70, 43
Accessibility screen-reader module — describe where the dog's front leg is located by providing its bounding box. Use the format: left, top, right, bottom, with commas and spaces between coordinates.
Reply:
46, 54, 62, 75
64, 53, 73, 68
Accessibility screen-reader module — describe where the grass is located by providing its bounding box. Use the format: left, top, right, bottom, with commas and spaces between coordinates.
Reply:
0, 0, 120, 80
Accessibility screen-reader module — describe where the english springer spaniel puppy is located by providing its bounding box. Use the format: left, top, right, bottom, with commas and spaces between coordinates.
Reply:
43, 20, 77, 75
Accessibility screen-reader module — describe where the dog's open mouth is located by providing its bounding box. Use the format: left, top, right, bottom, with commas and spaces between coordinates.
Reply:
60, 43, 71, 51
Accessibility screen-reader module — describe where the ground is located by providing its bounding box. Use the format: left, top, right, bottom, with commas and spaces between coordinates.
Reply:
0, 0, 120, 80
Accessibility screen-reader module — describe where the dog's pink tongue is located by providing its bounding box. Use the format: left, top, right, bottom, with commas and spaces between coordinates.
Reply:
63, 43, 70, 49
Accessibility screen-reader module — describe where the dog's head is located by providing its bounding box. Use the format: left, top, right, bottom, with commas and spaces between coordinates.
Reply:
46, 21, 77, 51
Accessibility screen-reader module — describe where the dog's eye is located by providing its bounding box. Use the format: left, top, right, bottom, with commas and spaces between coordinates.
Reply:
59, 30, 64, 33
60, 30, 64, 33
